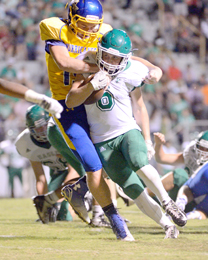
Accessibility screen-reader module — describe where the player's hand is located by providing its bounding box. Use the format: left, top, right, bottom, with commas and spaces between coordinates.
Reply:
90, 70, 110, 91
25, 89, 63, 118
39, 95, 63, 119
145, 140, 155, 160
153, 132, 166, 145
143, 67, 162, 84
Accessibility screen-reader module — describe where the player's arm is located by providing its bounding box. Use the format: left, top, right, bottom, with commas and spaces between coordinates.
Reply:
65, 74, 94, 108
49, 45, 99, 74
65, 71, 109, 108
131, 56, 162, 84
30, 160, 48, 195
131, 87, 151, 140
131, 87, 155, 160
0, 78, 30, 98
153, 132, 185, 165
0, 78, 63, 118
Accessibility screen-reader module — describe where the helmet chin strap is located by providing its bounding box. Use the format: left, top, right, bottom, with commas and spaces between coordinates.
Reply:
196, 149, 208, 164
70, 23, 98, 44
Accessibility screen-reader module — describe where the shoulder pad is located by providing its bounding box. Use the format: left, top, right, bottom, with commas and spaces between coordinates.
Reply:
39, 17, 67, 41
15, 130, 29, 157
120, 59, 149, 87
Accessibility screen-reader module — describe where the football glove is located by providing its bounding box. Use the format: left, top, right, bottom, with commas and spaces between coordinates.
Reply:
90, 70, 110, 91
25, 89, 63, 118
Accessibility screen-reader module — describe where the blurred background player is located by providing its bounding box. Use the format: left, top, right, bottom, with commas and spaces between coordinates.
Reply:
0, 129, 27, 198
15, 104, 79, 222
151, 131, 208, 220
177, 160, 208, 220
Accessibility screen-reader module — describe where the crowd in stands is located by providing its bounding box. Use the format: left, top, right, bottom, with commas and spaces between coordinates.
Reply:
0, 0, 208, 149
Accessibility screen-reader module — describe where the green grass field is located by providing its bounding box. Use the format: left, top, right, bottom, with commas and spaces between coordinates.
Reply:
0, 198, 207, 260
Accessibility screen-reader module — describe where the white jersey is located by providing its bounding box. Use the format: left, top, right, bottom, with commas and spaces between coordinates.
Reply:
15, 129, 67, 174
183, 140, 202, 176
85, 59, 149, 143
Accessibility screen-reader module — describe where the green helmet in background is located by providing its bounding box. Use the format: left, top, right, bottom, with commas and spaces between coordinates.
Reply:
96, 29, 132, 76
26, 105, 50, 142
195, 130, 208, 164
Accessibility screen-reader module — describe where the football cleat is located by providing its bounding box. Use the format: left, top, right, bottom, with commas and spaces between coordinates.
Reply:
120, 232, 135, 241
164, 225, 179, 239
163, 199, 187, 227
116, 184, 134, 207
91, 214, 112, 228
106, 211, 134, 241
32, 195, 53, 224
61, 175, 90, 224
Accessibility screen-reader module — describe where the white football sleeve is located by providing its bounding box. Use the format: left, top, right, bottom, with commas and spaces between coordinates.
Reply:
25, 89, 63, 118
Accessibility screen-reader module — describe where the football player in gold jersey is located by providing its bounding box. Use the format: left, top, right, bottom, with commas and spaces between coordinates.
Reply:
33, 0, 162, 241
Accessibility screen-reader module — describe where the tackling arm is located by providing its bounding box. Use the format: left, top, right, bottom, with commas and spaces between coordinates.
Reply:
50, 45, 99, 74
65, 74, 95, 108
0, 78, 63, 118
65, 71, 110, 108
0, 78, 29, 98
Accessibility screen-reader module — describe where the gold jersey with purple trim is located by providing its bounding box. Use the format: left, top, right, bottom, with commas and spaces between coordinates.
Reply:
39, 17, 112, 100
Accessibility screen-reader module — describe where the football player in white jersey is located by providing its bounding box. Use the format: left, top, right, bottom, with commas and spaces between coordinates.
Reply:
15, 105, 84, 222
64, 29, 189, 238
152, 131, 208, 220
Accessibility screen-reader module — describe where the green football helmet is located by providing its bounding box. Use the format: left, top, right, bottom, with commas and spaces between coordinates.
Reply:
96, 29, 132, 76
26, 105, 50, 142
195, 130, 208, 163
